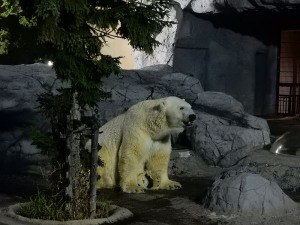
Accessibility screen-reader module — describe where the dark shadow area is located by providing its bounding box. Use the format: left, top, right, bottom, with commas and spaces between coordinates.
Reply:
0, 109, 48, 173
0, 154, 43, 174
173, 130, 193, 150
266, 116, 300, 136
0, 15, 51, 65
0, 174, 47, 197
187, 10, 300, 46
213, 1, 300, 15
254, 52, 268, 115
0, 109, 37, 132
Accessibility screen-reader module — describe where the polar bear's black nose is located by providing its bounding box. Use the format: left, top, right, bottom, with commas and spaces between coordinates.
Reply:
189, 114, 196, 122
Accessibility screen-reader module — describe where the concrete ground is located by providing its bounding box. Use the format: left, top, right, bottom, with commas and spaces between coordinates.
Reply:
0, 174, 300, 225
97, 177, 216, 225
0, 176, 218, 225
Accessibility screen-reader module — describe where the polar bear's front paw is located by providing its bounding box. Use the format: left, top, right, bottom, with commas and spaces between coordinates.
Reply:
137, 172, 150, 189
120, 177, 146, 193
121, 182, 145, 193
160, 180, 182, 190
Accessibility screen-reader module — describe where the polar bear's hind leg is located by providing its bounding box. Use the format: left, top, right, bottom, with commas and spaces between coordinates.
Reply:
118, 137, 151, 193
96, 146, 117, 189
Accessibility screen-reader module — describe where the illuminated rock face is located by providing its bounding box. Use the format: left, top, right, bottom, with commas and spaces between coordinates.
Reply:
134, 6, 179, 69
135, 0, 300, 69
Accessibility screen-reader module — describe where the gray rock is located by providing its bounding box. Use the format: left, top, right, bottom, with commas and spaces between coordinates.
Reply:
139, 64, 173, 73
160, 73, 203, 102
135, 0, 300, 70
169, 149, 222, 177
205, 172, 297, 216
188, 92, 270, 167
213, 0, 300, 12
134, 6, 179, 68
238, 149, 300, 191
194, 92, 245, 117
97, 69, 203, 122
0, 64, 58, 110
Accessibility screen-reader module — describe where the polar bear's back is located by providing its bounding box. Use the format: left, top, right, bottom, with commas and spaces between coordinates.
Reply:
99, 113, 125, 150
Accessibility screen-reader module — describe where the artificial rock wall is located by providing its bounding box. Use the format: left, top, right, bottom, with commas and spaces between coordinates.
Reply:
135, 0, 300, 115
173, 11, 278, 115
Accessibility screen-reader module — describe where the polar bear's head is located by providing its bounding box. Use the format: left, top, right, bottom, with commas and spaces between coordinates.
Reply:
163, 96, 196, 129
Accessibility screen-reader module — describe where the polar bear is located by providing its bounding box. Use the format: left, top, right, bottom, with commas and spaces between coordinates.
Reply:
96, 96, 196, 193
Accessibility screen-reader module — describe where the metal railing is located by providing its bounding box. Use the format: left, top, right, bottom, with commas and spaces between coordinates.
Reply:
278, 94, 300, 115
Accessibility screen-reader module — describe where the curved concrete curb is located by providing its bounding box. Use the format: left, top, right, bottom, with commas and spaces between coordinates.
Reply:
4, 203, 133, 225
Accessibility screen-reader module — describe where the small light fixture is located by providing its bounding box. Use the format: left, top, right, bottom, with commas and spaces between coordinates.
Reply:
47, 61, 53, 66
275, 145, 282, 154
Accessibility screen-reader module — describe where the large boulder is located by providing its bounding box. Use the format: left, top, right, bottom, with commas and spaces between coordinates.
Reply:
237, 149, 300, 191
188, 92, 270, 168
204, 172, 298, 216
96, 66, 203, 122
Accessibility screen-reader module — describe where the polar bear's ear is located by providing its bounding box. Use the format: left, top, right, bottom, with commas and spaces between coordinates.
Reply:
152, 101, 166, 112
152, 104, 163, 112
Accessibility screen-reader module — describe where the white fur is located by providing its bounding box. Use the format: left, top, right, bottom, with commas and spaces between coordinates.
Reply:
95, 96, 195, 193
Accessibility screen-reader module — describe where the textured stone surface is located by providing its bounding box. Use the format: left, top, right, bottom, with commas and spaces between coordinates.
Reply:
135, 0, 300, 69
0, 64, 58, 110
195, 92, 244, 117
239, 149, 300, 191
205, 172, 298, 216
173, 11, 279, 115
169, 150, 222, 177
0, 64, 58, 173
97, 67, 203, 122
0, 64, 203, 173
214, 0, 300, 12
134, 6, 180, 68
188, 92, 270, 167
0, 64, 270, 175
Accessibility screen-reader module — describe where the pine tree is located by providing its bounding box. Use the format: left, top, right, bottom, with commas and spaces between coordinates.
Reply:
0, 0, 173, 219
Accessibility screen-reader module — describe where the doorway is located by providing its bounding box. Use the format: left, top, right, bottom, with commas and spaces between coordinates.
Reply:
277, 30, 300, 115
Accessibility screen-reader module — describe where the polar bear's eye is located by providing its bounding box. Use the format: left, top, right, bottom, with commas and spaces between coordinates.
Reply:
180, 107, 184, 110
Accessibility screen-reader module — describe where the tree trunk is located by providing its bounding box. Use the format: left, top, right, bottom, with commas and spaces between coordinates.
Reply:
89, 122, 100, 218
65, 92, 81, 218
